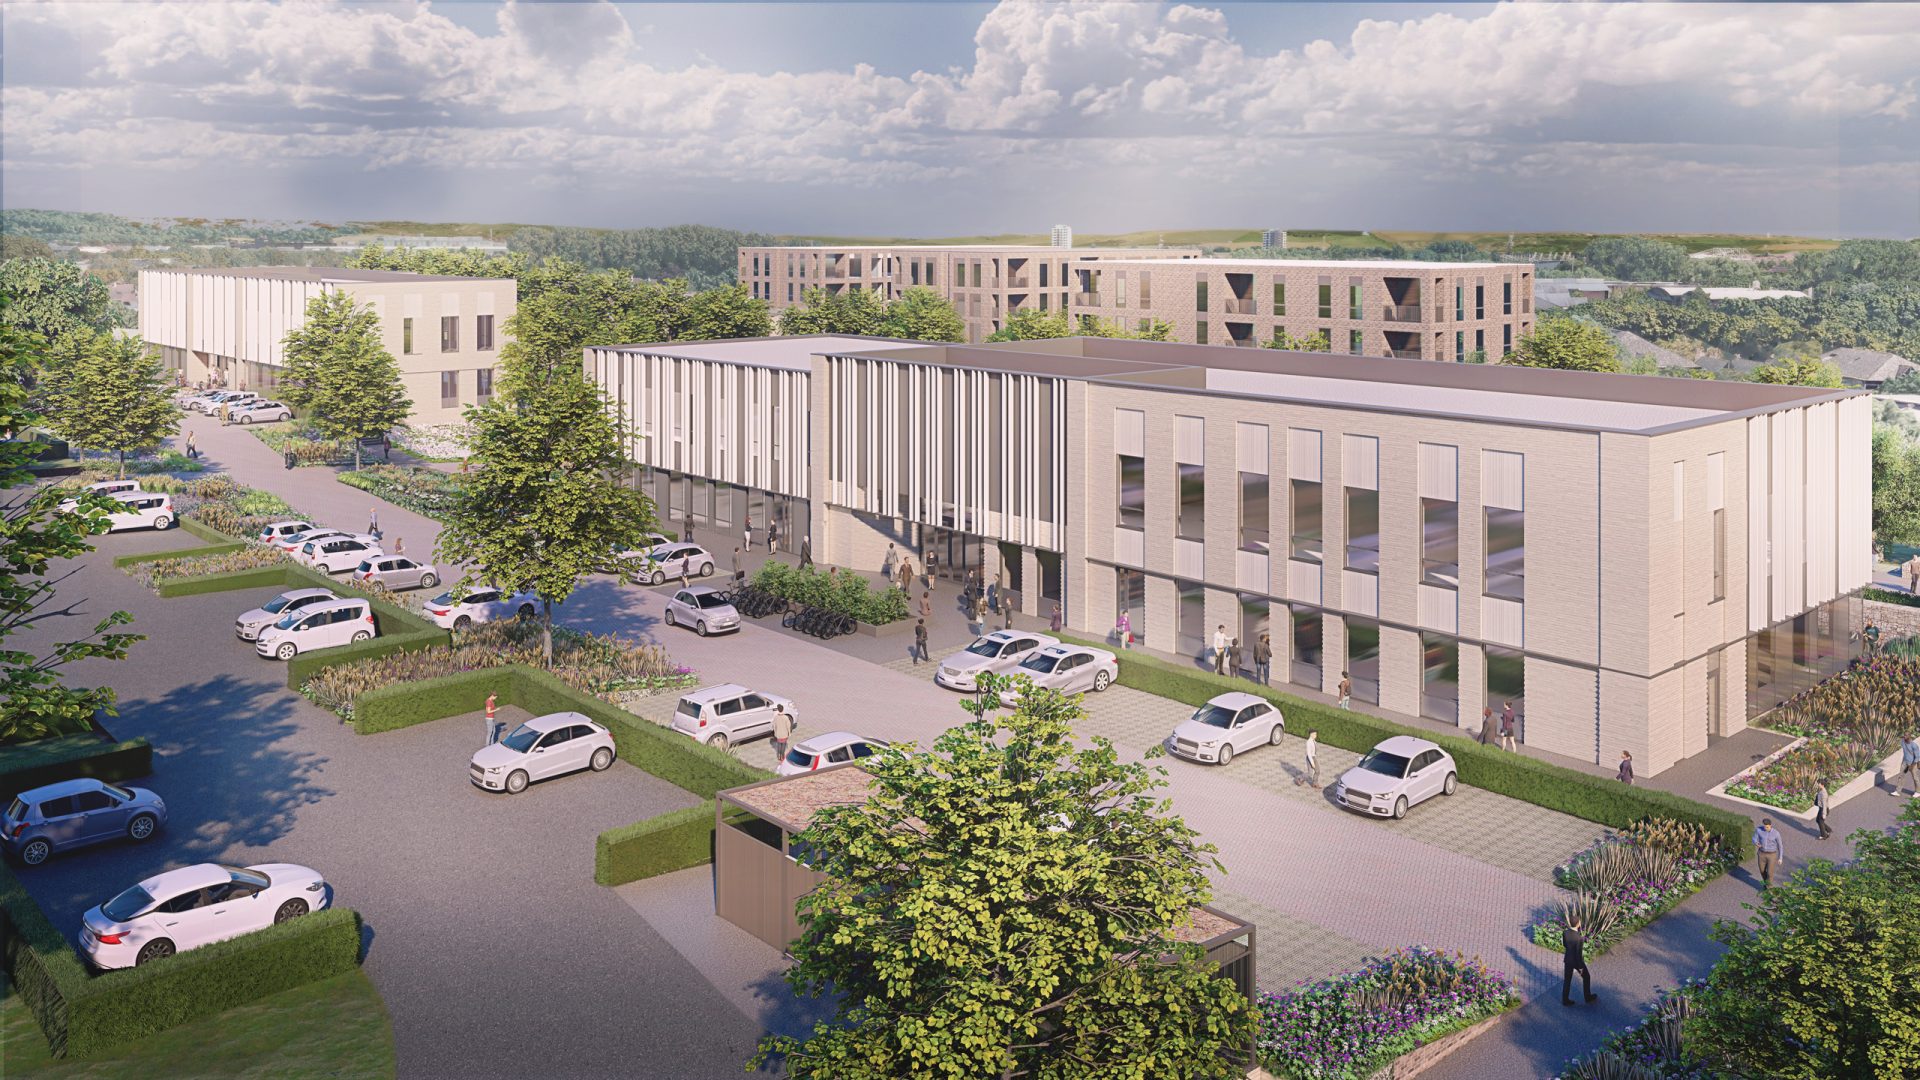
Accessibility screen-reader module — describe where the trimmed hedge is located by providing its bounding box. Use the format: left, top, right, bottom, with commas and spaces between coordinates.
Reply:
0, 735, 153, 801
595, 805, 714, 885
155, 563, 296, 598
353, 669, 520, 735
1864, 587, 1920, 609
0, 857, 365, 1058
112, 540, 247, 568
1060, 634, 1755, 857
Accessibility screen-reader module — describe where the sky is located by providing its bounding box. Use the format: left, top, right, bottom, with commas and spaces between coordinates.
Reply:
4, 1, 1918, 238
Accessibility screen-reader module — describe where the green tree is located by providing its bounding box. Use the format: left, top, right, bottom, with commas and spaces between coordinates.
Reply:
680, 282, 773, 340
0, 258, 122, 344
0, 298, 144, 741
1880, 367, 1920, 395
1578, 237, 1688, 281
0, 236, 55, 262
278, 291, 411, 469
1693, 858, 1920, 1080
1748, 353, 1844, 388
777, 287, 888, 337
43, 332, 179, 477
1263, 328, 1332, 352
348, 244, 529, 280
1506, 316, 1622, 373
1872, 426, 1920, 548
754, 678, 1253, 1079
987, 308, 1073, 341
879, 286, 965, 342
433, 371, 656, 664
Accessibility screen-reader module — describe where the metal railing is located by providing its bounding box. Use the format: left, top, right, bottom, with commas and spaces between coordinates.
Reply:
1073, 292, 1101, 306
1221, 298, 1257, 315
1383, 348, 1424, 360
1383, 304, 1422, 322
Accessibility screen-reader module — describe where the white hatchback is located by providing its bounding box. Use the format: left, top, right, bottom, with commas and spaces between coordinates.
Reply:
670, 684, 797, 750
273, 528, 375, 554
664, 585, 739, 636
228, 399, 293, 424
259, 520, 316, 545
777, 731, 889, 776
423, 587, 539, 630
254, 598, 376, 659
101, 492, 176, 532
298, 535, 384, 574
80, 861, 328, 969
1000, 644, 1119, 705
934, 631, 1060, 692
639, 543, 716, 584
1165, 692, 1286, 766
469, 711, 616, 794
235, 587, 339, 641
1335, 736, 1459, 819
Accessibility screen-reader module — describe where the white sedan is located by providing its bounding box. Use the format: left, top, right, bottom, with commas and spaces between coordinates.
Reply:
272, 527, 375, 554
1165, 692, 1285, 766
297, 535, 384, 574
79, 861, 329, 969
777, 730, 889, 776
234, 587, 339, 641
638, 543, 716, 584
1000, 644, 1118, 704
934, 631, 1059, 692
228, 399, 293, 424
470, 712, 616, 794
423, 586, 539, 630
260, 520, 316, 545
1335, 736, 1459, 819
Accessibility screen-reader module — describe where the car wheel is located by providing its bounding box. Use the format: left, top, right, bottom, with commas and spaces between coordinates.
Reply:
1269, 723, 1285, 746
419, 572, 438, 589
154, 515, 173, 530
19, 838, 51, 866
698, 562, 714, 577
276, 642, 297, 660
665, 609, 677, 627
518, 604, 536, 619
696, 621, 709, 637
273, 899, 309, 924
453, 615, 472, 631
1393, 796, 1409, 820
1092, 670, 1112, 692
1217, 743, 1234, 766
350, 630, 370, 643
135, 939, 176, 966
707, 732, 730, 751
506, 770, 529, 794
240, 415, 254, 424
127, 813, 159, 842
650, 570, 665, 586
590, 747, 614, 771
1442, 772, 1458, 796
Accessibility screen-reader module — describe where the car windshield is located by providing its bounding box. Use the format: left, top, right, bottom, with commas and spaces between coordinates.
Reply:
693, 592, 731, 609
356, 561, 374, 573
1019, 653, 1062, 674
500, 725, 542, 752
222, 865, 270, 889
1358, 750, 1412, 779
273, 610, 305, 630
102, 783, 134, 801
964, 637, 1005, 658
262, 594, 299, 614
785, 748, 816, 767
429, 592, 456, 606
1190, 704, 1238, 729
100, 884, 157, 922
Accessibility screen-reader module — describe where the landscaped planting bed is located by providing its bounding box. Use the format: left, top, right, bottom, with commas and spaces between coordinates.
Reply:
246, 422, 353, 466
752, 562, 909, 624
105, 474, 310, 539
336, 465, 463, 519
1256, 947, 1518, 1080
123, 545, 288, 589
1529, 818, 1735, 957
71, 451, 204, 478
391, 423, 471, 462
1554, 983, 1727, 1079
1724, 655, 1920, 812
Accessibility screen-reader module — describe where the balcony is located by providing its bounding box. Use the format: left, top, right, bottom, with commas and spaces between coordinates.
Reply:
1382, 304, 1422, 322
1008, 274, 1030, 289
1074, 292, 1101, 306
1221, 297, 1256, 315
1383, 348, 1425, 360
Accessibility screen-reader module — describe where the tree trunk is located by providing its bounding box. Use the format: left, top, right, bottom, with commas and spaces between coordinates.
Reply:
117, 449, 126, 479
353, 443, 362, 471
542, 599, 554, 667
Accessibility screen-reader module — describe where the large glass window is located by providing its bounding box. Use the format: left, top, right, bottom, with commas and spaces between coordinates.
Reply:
1240, 594, 1270, 678
1177, 463, 1205, 541
1272, 282, 1286, 315
1347, 618, 1381, 704
1196, 281, 1208, 313
402, 318, 415, 355
1139, 271, 1152, 305
476, 314, 495, 351
1345, 488, 1380, 574
1116, 568, 1146, 648
1475, 284, 1485, 319
1196, 322, 1208, 345
1290, 479, 1322, 562
1117, 455, 1145, 530
1317, 282, 1333, 318
1503, 281, 1513, 315
1487, 645, 1525, 741
1239, 472, 1269, 553
440, 370, 459, 408
1485, 508, 1525, 600
1421, 633, 1459, 724
1422, 498, 1459, 588
1290, 607, 1322, 689
1348, 284, 1362, 320
1349, 329, 1363, 354
1455, 284, 1465, 320
1177, 580, 1206, 660
441, 315, 459, 353
1713, 508, 1726, 602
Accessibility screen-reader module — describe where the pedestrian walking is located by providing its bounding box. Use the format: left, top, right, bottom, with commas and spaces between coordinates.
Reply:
798, 535, 813, 569
284, 447, 296, 470
1337, 671, 1351, 710
1002, 594, 1015, 631
381, 434, 391, 463
218, 402, 231, 424
185, 431, 198, 460
986, 578, 1000, 615
394, 537, 405, 556
1908, 556, 1919, 595
1864, 619, 1881, 654
1617, 749, 1635, 785
1561, 919, 1596, 1006
1254, 633, 1272, 684
914, 618, 928, 664
766, 519, 778, 552
1228, 636, 1243, 677
1500, 701, 1518, 751
771, 705, 793, 762
1116, 609, 1133, 649
683, 516, 695, 544
923, 550, 936, 589
732, 546, 744, 585
368, 507, 379, 537
1814, 782, 1832, 840
1478, 706, 1498, 745
743, 517, 753, 550
1212, 624, 1229, 674
1299, 730, 1320, 787
1896, 732, 1920, 797
897, 559, 913, 593
1049, 603, 1063, 634
1752, 818, 1786, 888
484, 693, 500, 745
919, 591, 933, 619
883, 544, 898, 578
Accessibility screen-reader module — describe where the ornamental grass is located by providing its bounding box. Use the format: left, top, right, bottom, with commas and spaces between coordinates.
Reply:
301, 620, 694, 720
1725, 655, 1920, 811
126, 545, 288, 589
248, 423, 353, 465
337, 465, 464, 519
1532, 822, 1734, 954
1256, 946, 1517, 1080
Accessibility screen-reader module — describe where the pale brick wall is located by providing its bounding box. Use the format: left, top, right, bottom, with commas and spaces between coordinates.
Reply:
1527, 657, 1599, 763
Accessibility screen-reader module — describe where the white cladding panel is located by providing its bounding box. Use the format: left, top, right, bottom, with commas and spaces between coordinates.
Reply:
1706, 452, 1725, 512
1747, 416, 1770, 632
1236, 422, 1270, 474
1288, 428, 1322, 482
1839, 396, 1872, 589
1417, 443, 1458, 502
1805, 402, 1836, 605
1482, 450, 1525, 510
1342, 434, 1379, 490
1114, 409, 1146, 457
1175, 416, 1205, 465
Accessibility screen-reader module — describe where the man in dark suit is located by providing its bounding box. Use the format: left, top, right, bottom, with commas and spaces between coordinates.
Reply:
1562, 919, 1597, 1006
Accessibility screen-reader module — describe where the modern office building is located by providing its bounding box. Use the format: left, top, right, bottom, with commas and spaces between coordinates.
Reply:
586, 334, 1869, 777
736, 245, 1200, 343
1067, 258, 1535, 360
1050, 225, 1074, 249
138, 266, 515, 425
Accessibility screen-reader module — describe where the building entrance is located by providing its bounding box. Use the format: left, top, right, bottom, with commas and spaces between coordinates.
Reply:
922, 527, 983, 586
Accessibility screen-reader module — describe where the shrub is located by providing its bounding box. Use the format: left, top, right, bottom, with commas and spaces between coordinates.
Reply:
595, 805, 713, 885
124, 545, 287, 589
1556, 984, 1716, 1080
337, 465, 463, 519
1532, 825, 1734, 955
247, 422, 353, 466
352, 669, 521, 734
1726, 655, 1919, 810
752, 561, 909, 624
1864, 587, 1920, 609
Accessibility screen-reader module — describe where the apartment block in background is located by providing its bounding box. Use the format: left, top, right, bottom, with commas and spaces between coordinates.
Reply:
586, 333, 1869, 777
736, 245, 1201, 343
1068, 258, 1534, 360
139, 266, 515, 425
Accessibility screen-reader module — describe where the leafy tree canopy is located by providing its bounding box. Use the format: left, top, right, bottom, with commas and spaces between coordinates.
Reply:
1264, 328, 1333, 352
1872, 425, 1920, 548
278, 291, 411, 468
1878, 367, 1920, 395
756, 677, 1253, 1079
1576, 236, 1689, 281
348, 244, 529, 281
37, 331, 179, 477
1748, 353, 1843, 388
0, 258, 124, 344
1506, 314, 1622, 373
0, 236, 55, 262
776, 287, 889, 337
508, 223, 773, 288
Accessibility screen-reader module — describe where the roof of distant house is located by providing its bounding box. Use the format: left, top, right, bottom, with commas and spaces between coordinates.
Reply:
1610, 329, 1694, 369
148, 266, 512, 284
1823, 347, 1916, 384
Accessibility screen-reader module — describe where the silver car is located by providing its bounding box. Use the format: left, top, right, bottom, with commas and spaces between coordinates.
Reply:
934, 631, 1060, 692
639, 543, 716, 585
228, 399, 293, 424
999, 645, 1119, 705
664, 585, 740, 636
470, 712, 617, 794
670, 684, 797, 750
354, 556, 440, 591
235, 587, 339, 641
1, 779, 168, 866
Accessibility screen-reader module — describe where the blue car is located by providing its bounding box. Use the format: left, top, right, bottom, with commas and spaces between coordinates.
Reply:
2, 779, 168, 867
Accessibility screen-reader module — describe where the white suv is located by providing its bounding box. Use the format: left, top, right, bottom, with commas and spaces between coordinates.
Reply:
298, 535, 384, 574
670, 684, 797, 750
101, 492, 176, 532
254, 598, 376, 660
935, 631, 1060, 692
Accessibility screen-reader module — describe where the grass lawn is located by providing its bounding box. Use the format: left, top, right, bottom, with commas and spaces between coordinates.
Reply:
0, 970, 396, 1080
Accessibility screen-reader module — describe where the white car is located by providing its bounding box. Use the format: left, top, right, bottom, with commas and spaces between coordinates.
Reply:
235, 587, 339, 641
1336, 736, 1459, 819
777, 731, 889, 776
664, 585, 740, 636
670, 684, 797, 750
259, 520, 316, 545
228, 399, 293, 424
1165, 692, 1285, 766
639, 543, 716, 584
423, 586, 539, 630
80, 861, 329, 969
254, 598, 376, 660
934, 630, 1060, 692
1000, 644, 1119, 704
100, 492, 176, 532
272, 527, 374, 554
355, 555, 439, 591
57, 479, 142, 514
192, 390, 259, 415
297, 535, 384, 574
607, 533, 672, 569
469, 711, 617, 794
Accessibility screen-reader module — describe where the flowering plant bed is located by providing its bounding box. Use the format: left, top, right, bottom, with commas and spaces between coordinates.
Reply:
337, 465, 464, 519
301, 620, 694, 720
1256, 947, 1518, 1080
247, 422, 354, 466
124, 545, 288, 589
1556, 983, 1734, 1079
1723, 655, 1919, 811
391, 423, 471, 463
1530, 820, 1734, 956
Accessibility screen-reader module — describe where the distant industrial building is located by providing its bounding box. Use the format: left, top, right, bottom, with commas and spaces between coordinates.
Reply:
1050, 225, 1073, 249
1262, 229, 1285, 250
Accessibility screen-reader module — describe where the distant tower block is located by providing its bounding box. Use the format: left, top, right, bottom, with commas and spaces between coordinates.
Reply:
1050, 224, 1073, 249
1263, 229, 1287, 250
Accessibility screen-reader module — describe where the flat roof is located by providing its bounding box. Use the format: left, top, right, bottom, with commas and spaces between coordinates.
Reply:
1087, 257, 1532, 271
594, 334, 915, 372
150, 266, 510, 284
